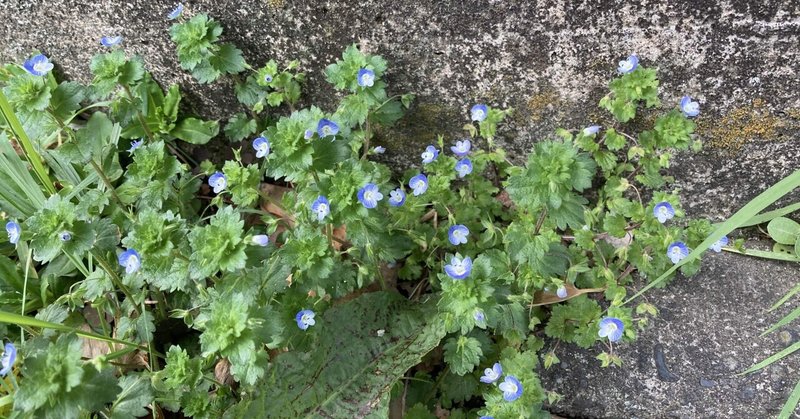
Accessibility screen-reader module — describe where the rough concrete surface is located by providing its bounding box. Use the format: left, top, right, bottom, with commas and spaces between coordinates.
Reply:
540, 244, 800, 419
2, 1, 800, 418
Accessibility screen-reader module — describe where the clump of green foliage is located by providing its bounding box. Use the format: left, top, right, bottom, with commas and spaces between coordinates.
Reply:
0, 8, 717, 419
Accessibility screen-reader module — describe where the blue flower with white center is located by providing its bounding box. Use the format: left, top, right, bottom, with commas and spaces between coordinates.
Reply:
167, 3, 184, 20
317, 119, 339, 138
304, 129, 314, 140
357, 68, 375, 87
480, 362, 502, 384
263, 74, 273, 83
0, 342, 16, 376
455, 158, 473, 178
208, 172, 227, 194
23, 54, 54, 76
680, 95, 700, 117
617, 54, 639, 74
59, 231, 71, 242
296, 309, 316, 330
409, 174, 428, 196
253, 136, 270, 158
583, 125, 601, 136
128, 139, 143, 153
444, 255, 472, 280
118, 249, 141, 274
100, 36, 123, 47
499, 375, 523, 402
373, 146, 386, 154
710, 236, 729, 253
451, 139, 471, 157
557, 285, 568, 299
598, 317, 625, 342
388, 188, 406, 207
5, 221, 20, 245
357, 183, 383, 209
251, 235, 270, 247
311, 196, 330, 221
471, 104, 488, 122
448, 224, 469, 245
653, 201, 675, 223
421, 145, 439, 164
667, 241, 689, 264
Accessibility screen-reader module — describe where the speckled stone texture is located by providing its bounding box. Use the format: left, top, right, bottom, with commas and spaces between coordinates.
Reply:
2, 1, 800, 417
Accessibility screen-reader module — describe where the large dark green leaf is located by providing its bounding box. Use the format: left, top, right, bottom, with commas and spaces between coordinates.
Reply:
227, 292, 444, 419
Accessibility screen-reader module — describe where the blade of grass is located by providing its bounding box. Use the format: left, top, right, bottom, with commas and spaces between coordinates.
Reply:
723, 247, 800, 263
625, 169, 800, 305
771, 283, 800, 312
0, 90, 55, 195
779, 379, 800, 419
0, 310, 153, 353
731, 202, 800, 229
740, 340, 800, 375
761, 305, 800, 336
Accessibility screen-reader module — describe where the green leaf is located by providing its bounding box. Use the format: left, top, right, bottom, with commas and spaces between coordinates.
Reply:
767, 217, 800, 245
3, 73, 52, 111
50, 82, 85, 120
188, 206, 247, 279
210, 43, 246, 75
109, 374, 153, 419
443, 336, 483, 376
224, 112, 257, 143
230, 292, 445, 418
171, 117, 219, 144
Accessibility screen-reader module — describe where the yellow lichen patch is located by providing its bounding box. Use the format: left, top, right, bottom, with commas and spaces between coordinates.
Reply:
266, 0, 286, 9
524, 91, 561, 123
699, 98, 790, 153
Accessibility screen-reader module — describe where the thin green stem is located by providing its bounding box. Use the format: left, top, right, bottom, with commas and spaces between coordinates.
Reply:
122, 85, 155, 141
20, 248, 32, 343
92, 251, 141, 317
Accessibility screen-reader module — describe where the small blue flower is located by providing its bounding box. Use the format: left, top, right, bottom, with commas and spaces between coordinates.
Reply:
263, 74, 273, 83
480, 362, 502, 384
311, 196, 330, 221
317, 119, 339, 138
480, 417, 494, 419
471, 104, 488, 122
128, 139, 143, 153
357, 68, 375, 87
556, 285, 568, 299
680, 95, 700, 117
208, 172, 227, 194
296, 309, 316, 330
617, 54, 639, 74
373, 146, 386, 154
653, 201, 675, 223
448, 224, 469, 245
118, 249, 141, 274
6, 221, 20, 245
100, 36, 123, 47
251, 234, 270, 247
421, 145, 439, 164
709, 236, 729, 253
0, 342, 16, 376
583, 125, 601, 136
253, 136, 270, 158
388, 188, 406, 207
304, 129, 314, 140
474, 309, 486, 325
23, 54, 54, 76
598, 317, 624, 342
357, 183, 384, 209
409, 174, 428, 196
451, 139, 471, 157
167, 3, 184, 20
444, 255, 472, 280
455, 158, 473, 178
499, 375, 523, 401
667, 241, 689, 264
59, 231, 72, 242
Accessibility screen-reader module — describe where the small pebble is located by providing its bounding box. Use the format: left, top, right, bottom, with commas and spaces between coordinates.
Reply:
699, 378, 716, 388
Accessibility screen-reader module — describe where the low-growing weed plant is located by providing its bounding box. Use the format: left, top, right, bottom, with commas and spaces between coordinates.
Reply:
0, 5, 730, 418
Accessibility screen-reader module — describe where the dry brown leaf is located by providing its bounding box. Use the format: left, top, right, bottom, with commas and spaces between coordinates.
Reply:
530, 284, 606, 307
